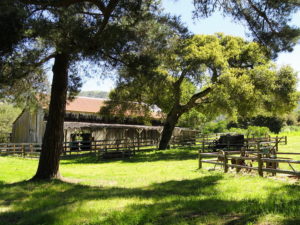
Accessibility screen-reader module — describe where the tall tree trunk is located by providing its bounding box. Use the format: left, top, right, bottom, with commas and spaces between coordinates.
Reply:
158, 107, 181, 150
32, 53, 69, 180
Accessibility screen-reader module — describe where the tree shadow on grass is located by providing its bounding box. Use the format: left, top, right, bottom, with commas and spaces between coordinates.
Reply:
1, 175, 300, 225
61, 149, 198, 165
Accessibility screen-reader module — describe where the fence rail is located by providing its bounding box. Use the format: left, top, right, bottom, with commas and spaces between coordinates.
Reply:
0, 135, 203, 158
0, 134, 288, 160
198, 148, 300, 177
0, 143, 41, 157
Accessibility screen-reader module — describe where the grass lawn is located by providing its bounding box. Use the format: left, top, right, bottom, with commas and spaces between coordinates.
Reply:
1, 136, 300, 225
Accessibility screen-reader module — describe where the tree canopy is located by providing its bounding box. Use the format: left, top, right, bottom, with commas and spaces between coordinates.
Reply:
106, 34, 298, 149
193, 0, 300, 57
0, 103, 21, 142
0, 0, 170, 179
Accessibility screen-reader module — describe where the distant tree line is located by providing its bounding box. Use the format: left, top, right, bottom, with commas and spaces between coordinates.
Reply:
78, 91, 109, 99
0, 103, 21, 142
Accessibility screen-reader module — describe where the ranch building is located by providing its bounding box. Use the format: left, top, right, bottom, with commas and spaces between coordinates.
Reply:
11, 97, 197, 144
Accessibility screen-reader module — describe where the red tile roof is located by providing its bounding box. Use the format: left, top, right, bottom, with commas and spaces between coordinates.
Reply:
62, 96, 162, 119
66, 97, 106, 113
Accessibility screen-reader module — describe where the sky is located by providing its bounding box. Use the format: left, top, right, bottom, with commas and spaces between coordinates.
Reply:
80, 0, 300, 92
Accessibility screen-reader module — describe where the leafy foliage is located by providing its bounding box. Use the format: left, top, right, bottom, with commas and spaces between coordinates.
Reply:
106, 33, 298, 148
177, 109, 207, 128
0, 103, 21, 142
202, 120, 228, 134
0, 0, 27, 55
1, 0, 164, 105
228, 115, 285, 134
108, 33, 298, 124
281, 125, 300, 133
193, 0, 300, 57
78, 91, 109, 99
228, 126, 271, 137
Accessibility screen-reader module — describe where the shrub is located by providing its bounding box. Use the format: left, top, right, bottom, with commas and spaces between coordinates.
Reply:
246, 126, 270, 137
280, 125, 300, 133
228, 126, 270, 137
227, 127, 247, 135
228, 116, 284, 133
202, 121, 228, 134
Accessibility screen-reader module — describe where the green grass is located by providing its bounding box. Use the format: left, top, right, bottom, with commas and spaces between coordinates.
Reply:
1, 139, 300, 225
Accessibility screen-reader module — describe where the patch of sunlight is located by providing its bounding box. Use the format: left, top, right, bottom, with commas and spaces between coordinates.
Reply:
81, 198, 154, 211
0, 206, 12, 213
256, 214, 285, 225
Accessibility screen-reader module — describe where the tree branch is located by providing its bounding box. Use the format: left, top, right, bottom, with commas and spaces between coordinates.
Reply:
211, 67, 218, 82
21, 0, 121, 38
20, 0, 87, 7
34, 53, 56, 66
97, 0, 120, 33
20, 0, 107, 13
182, 87, 212, 112
98, 50, 129, 66
76, 11, 104, 17
247, 0, 276, 33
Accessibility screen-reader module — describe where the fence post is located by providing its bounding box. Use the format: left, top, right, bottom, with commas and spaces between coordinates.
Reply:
275, 136, 279, 152
285, 136, 287, 145
137, 135, 140, 153
257, 153, 263, 177
198, 150, 202, 169
271, 156, 277, 176
223, 151, 228, 173
63, 142, 66, 156
227, 138, 230, 151
272, 137, 279, 176
96, 149, 100, 160
22, 145, 25, 158
30, 144, 33, 157
202, 135, 205, 153
257, 141, 260, 153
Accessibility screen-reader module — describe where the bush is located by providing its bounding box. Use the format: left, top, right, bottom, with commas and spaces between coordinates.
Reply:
227, 127, 247, 135
228, 116, 284, 133
228, 126, 270, 137
246, 126, 270, 137
280, 126, 300, 133
202, 121, 228, 134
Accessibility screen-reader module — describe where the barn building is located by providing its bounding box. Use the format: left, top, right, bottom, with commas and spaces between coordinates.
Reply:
11, 97, 197, 144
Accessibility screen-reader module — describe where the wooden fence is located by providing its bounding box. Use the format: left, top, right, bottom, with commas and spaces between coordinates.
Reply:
0, 143, 41, 157
0, 135, 202, 158
0, 138, 163, 158
63, 138, 161, 158
198, 138, 300, 177
0, 134, 288, 160
198, 134, 287, 153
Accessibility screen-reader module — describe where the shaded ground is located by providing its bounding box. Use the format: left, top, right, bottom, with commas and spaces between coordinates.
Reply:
1, 175, 300, 225
1, 144, 300, 225
61, 148, 198, 165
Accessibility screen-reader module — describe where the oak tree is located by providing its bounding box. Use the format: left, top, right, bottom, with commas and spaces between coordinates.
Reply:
108, 34, 298, 149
